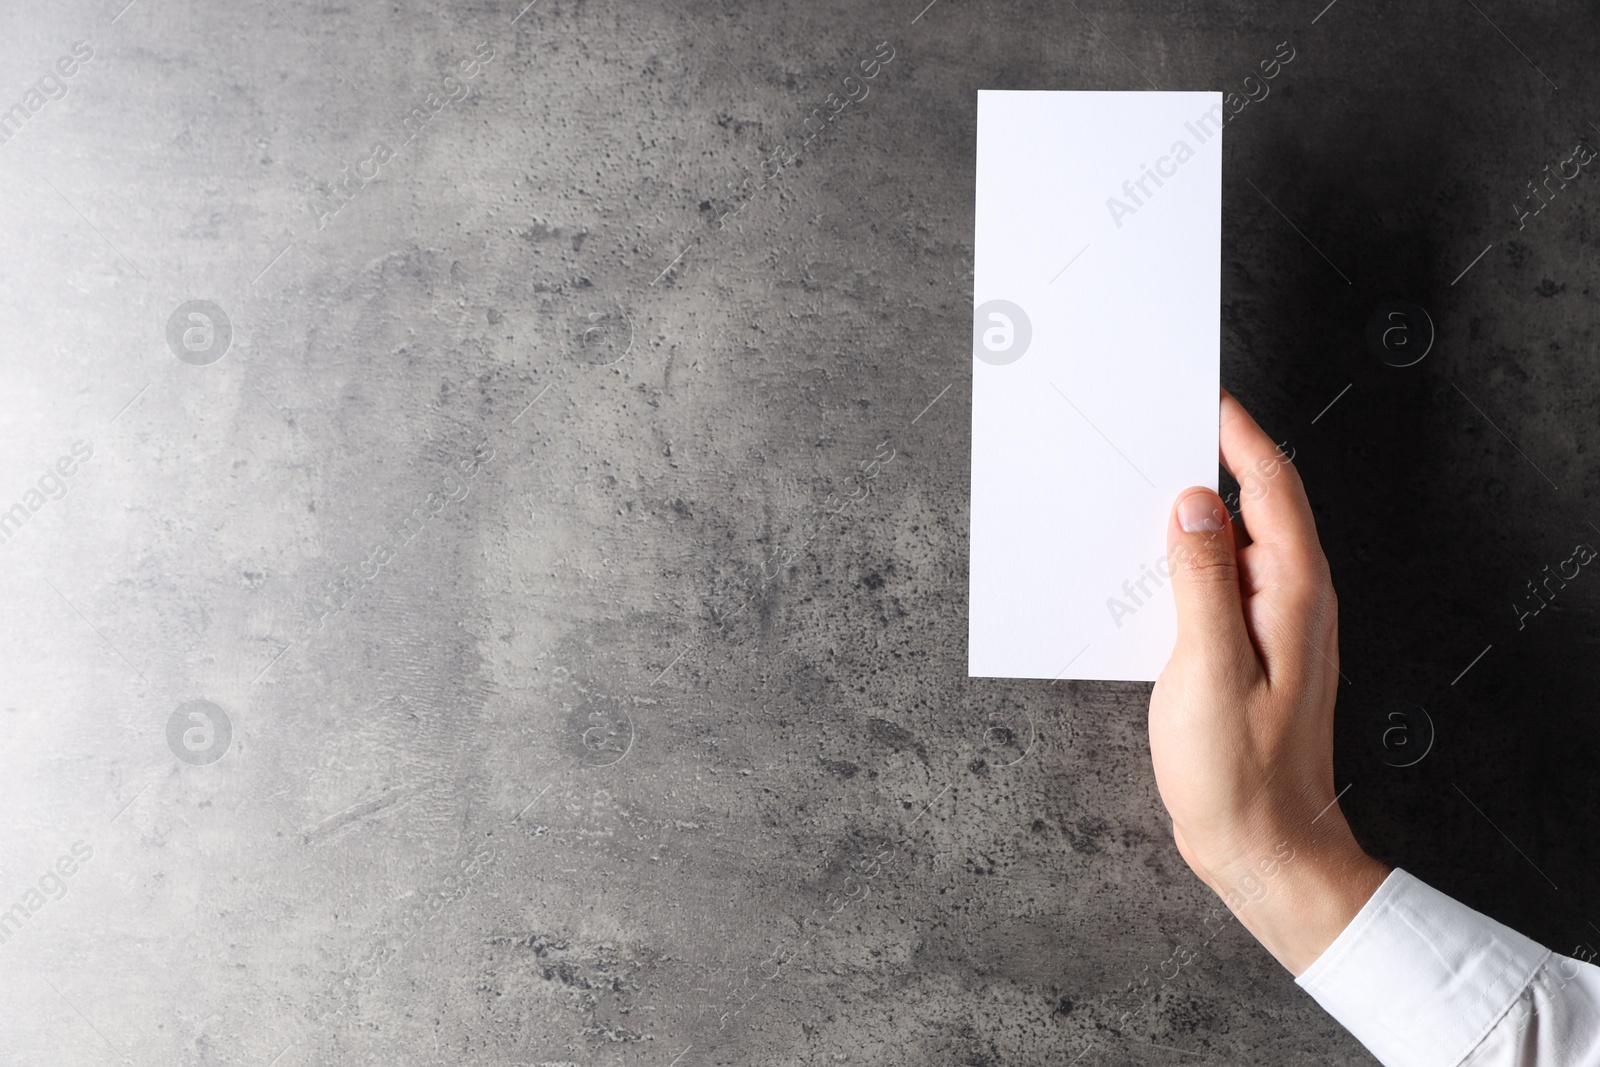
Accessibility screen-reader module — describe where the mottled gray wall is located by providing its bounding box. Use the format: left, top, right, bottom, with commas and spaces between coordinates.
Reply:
1, 0, 1595, 1064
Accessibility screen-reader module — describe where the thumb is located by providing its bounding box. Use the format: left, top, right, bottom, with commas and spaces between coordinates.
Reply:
1165, 488, 1251, 662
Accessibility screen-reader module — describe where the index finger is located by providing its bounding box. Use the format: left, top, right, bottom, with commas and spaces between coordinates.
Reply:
1219, 389, 1327, 579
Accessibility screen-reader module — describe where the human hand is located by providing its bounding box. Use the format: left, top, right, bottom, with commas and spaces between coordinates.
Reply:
1148, 389, 1388, 975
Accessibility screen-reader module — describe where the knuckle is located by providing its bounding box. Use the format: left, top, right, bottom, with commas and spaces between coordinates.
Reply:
1280, 544, 1333, 594
1179, 545, 1238, 585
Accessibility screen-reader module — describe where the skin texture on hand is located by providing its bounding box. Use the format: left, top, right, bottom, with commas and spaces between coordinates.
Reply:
1148, 390, 1389, 976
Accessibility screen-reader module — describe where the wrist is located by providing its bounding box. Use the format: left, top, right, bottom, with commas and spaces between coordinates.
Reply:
1206, 825, 1388, 975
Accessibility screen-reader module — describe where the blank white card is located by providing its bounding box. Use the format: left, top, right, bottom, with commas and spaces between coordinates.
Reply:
969, 91, 1221, 682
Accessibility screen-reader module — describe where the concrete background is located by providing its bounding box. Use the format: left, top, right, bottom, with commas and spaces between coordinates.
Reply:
1, 0, 1597, 1064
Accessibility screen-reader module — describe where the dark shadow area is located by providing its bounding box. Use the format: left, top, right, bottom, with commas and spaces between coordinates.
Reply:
1215, 3, 1600, 956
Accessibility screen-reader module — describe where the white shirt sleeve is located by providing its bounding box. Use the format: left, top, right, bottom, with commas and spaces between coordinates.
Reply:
1295, 868, 1600, 1066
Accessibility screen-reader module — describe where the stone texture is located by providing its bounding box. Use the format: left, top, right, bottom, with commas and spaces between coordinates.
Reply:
0, 1, 1596, 1064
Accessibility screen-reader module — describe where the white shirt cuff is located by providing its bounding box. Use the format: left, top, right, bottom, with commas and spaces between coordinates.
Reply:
1295, 867, 1550, 1067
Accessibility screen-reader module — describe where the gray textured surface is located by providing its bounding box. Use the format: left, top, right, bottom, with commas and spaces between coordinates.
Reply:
2, 1, 1597, 1064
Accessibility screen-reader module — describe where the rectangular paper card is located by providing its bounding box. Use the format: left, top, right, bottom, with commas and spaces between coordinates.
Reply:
969, 90, 1222, 682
